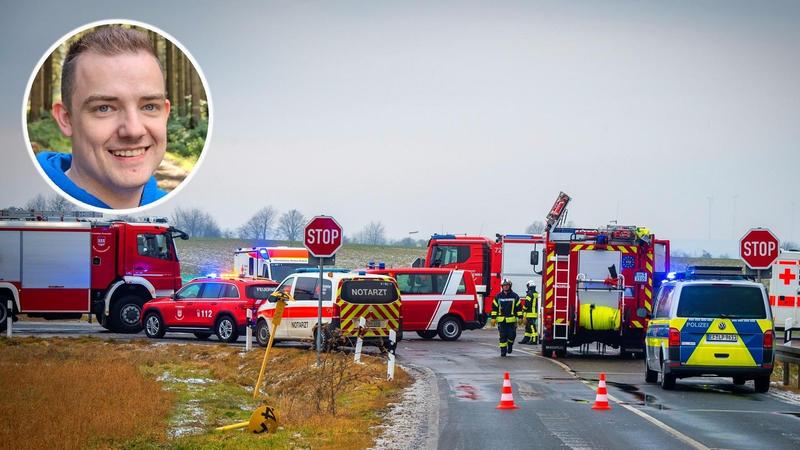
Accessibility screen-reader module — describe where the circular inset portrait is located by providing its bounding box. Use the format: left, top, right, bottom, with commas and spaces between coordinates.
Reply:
23, 19, 212, 212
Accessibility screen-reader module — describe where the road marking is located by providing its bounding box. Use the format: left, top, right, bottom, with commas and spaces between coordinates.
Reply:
501, 345, 711, 450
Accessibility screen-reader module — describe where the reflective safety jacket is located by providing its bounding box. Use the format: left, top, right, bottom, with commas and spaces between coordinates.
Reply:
523, 291, 539, 318
492, 290, 522, 322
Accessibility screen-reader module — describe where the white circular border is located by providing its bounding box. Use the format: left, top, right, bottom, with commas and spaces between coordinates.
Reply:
21, 18, 214, 214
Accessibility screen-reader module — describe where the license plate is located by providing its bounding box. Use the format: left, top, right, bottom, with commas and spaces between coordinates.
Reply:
707, 333, 737, 342
366, 319, 387, 328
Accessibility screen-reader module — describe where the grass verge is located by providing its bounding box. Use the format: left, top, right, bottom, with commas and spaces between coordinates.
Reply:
0, 337, 409, 449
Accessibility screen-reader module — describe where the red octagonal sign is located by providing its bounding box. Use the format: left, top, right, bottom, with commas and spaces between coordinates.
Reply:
739, 228, 780, 270
304, 216, 343, 258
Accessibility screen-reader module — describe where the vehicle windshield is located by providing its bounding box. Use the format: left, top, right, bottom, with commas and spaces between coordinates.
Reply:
269, 263, 315, 283
340, 280, 398, 304
430, 245, 470, 267
676, 285, 767, 319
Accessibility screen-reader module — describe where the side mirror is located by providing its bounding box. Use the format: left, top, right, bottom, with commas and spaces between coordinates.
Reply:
530, 250, 540, 266
171, 293, 177, 301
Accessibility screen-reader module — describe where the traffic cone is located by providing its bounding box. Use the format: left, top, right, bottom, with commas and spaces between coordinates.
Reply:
592, 372, 612, 410
551, 350, 557, 359
496, 372, 519, 410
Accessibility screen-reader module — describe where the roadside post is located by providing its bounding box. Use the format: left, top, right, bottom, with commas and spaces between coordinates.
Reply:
253, 296, 286, 399
6, 300, 11, 338
387, 329, 397, 380
245, 309, 253, 352
304, 216, 343, 366
354, 317, 366, 364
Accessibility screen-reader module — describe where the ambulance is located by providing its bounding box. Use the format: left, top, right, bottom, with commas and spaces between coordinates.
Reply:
367, 268, 482, 341
255, 270, 402, 349
233, 246, 314, 281
768, 250, 800, 328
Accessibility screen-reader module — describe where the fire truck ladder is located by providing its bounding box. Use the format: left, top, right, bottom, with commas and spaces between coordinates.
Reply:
552, 254, 571, 340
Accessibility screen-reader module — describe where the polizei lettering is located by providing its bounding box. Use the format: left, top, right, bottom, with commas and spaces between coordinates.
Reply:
350, 287, 388, 297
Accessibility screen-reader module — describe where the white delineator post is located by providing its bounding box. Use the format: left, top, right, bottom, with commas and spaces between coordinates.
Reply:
387, 329, 396, 381
245, 309, 253, 351
6, 300, 12, 338
786, 318, 794, 344
354, 317, 366, 364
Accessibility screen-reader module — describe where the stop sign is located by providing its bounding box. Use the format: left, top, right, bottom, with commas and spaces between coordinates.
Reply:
739, 228, 780, 270
304, 216, 343, 258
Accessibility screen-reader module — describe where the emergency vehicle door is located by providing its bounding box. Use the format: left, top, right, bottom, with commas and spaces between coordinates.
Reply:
128, 230, 179, 296
195, 282, 225, 327
289, 277, 333, 338
171, 283, 202, 327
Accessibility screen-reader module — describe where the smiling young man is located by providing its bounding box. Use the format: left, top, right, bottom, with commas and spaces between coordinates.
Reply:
39, 26, 170, 209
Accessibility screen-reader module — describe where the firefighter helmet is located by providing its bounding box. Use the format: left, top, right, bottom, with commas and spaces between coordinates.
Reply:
526, 280, 535, 289
501, 278, 512, 287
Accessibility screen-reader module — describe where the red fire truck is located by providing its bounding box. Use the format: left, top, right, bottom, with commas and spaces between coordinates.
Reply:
0, 210, 187, 333
538, 193, 671, 358
366, 268, 482, 340
421, 234, 544, 325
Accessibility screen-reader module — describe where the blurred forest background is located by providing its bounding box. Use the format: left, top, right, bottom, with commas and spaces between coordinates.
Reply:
25, 24, 209, 192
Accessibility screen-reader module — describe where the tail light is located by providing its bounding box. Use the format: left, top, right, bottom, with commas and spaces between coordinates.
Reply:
763, 330, 774, 349
668, 327, 680, 347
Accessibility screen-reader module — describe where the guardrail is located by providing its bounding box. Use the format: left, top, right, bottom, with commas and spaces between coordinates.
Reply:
776, 318, 800, 389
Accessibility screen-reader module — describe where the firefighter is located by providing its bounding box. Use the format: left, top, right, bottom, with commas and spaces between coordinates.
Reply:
519, 281, 539, 345
490, 278, 522, 356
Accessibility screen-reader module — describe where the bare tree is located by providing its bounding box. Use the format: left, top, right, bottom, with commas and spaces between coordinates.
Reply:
782, 241, 799, 251
171, 207, 221, 237
238, 206, 278, 240
525, 220, 545, 235
47, 195, 70, 213
361, 221, 386, 246
277, 209, 305, 242
24, 194, 48, 211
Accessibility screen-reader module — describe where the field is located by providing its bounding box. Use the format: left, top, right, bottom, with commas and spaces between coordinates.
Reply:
0, 337, 410, 450
176, 239, 426, 281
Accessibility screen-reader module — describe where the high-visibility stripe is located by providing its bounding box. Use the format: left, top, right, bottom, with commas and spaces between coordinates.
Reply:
645, 288, 652, 299
646, 262, 653, 273
573, 244, 584, 252
545, 300, 553, 308
546, 264, 555, 275
777, 296, 796, 307
769, 295, 775, 306
778, 260, 798, 265
645, 300, 652, 311
631, 321, 644, 328
546, 276, 554, 288
619, 246, 629, 254
586, 244, 595, 250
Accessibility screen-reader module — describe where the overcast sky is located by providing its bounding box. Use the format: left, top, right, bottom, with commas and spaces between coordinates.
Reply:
1, 1, 799, 250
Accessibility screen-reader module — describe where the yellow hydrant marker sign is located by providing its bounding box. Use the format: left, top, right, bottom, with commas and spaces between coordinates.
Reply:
248, 405, 278, 434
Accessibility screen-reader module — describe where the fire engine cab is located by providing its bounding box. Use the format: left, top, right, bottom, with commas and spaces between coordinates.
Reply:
769, 250, 800, 328
366, 268, 482, 341
0, 210, 187, 333
422, 233, 544, 325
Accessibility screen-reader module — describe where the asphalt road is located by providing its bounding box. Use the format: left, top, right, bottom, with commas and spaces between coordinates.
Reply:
394, 328, 800, 450
9, 321, 800, 449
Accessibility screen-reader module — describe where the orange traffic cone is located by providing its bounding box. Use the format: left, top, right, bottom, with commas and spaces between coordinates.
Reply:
496, 372, 519, 410
592, 372, 612, 410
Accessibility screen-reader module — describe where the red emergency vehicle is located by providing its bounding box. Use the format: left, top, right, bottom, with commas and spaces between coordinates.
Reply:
142, 276, 278, 342
538, 192, 670, 358
422, 234, 544, 325
0, 210, 186, 333
367, 268, 482, 340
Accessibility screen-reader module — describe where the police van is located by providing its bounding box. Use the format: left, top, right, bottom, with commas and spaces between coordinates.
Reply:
645, 266, 774, 392
255, 270, 401, 349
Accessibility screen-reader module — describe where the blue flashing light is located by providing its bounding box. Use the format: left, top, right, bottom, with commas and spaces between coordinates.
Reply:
368, 261, 375, 269
431, 234, 456, 240
597, 235, 608, 245
358, 271, 366, 275
205, 273, 218, 278
295, 268, 350, 273
378, 262, 386, 269
504, 234, 534, 239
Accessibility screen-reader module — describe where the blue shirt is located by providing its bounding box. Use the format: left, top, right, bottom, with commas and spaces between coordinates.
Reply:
36, 151, 166, 209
